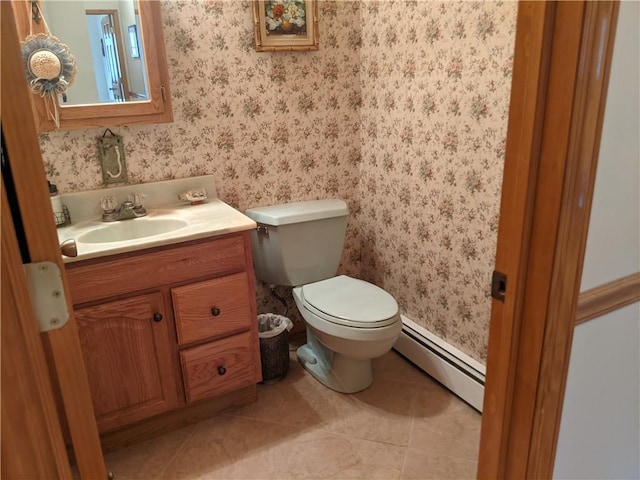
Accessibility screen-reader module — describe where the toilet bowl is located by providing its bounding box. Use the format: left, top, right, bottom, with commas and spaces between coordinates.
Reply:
244, 199, 403, 393
292, 275, 402, 393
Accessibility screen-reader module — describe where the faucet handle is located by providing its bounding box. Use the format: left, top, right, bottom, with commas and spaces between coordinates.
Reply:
128, 192, 145, 208
100, 196, 117, 212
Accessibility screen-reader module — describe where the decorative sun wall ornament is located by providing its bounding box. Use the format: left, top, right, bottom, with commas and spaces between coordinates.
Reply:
22, 33, 77, 97
20, 2, 77, 128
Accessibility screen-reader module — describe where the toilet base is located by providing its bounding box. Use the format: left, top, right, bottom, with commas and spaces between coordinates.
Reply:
296, 328, 373, 394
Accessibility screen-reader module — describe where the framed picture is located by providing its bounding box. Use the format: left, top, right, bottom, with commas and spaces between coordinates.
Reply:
128, 24, 140, 58
252, 0, 319, 52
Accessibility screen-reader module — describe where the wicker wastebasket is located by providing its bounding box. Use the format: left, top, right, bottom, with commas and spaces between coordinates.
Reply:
257, 314, 293, 383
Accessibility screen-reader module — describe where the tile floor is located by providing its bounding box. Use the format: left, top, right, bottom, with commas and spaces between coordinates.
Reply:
103, 347, 481, 479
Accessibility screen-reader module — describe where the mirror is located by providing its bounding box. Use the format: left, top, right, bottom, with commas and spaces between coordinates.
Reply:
12, 0, 172, 131
40, 1, 149, 106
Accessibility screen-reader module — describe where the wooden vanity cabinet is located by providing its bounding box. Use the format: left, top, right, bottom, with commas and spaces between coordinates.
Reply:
65, 232, 262, 434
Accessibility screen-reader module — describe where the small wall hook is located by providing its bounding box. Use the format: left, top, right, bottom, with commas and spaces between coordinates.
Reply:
31, 1, 41, 24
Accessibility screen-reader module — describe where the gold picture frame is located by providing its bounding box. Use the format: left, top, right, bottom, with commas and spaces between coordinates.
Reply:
252, 0, 319, 52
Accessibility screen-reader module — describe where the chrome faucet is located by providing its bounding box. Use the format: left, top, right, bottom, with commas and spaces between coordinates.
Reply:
100, 194, 147, 222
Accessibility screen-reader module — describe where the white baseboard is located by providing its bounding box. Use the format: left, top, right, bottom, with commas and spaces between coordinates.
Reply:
393, 315, 485, 412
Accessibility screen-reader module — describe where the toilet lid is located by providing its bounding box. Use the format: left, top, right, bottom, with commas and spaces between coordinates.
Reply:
301, 275, 399, 328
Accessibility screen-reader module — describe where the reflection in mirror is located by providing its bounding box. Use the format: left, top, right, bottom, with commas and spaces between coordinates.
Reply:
40, 0, 149, 106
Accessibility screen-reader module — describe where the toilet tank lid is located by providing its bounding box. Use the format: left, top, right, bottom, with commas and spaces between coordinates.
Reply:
244, 199, 349, 226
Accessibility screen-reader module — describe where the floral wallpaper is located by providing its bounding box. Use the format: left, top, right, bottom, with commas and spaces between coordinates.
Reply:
39, 0, 517, 364
356, 0, 517, 362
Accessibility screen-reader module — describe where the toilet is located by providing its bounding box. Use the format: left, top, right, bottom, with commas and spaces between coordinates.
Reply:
245, 199, 402, 393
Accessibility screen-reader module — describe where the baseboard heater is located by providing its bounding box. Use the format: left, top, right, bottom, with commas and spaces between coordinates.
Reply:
393, 315, 486, 412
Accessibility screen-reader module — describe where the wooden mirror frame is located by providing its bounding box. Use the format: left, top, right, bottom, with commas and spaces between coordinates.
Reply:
11, 0, 173, 132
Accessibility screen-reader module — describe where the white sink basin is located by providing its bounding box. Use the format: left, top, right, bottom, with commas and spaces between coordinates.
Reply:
57, 181, 257, 263
77, 218, 188, 244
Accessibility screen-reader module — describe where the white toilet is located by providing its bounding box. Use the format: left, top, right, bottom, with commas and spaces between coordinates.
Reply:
245, 199, 402, 393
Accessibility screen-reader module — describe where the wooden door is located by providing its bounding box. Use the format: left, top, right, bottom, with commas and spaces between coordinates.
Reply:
1, 2, 107, 478
1, 179, 73, 479
76, 293, 180, 432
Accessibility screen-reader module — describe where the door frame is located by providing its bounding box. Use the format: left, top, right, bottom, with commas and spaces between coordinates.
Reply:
0, 0, 619, 477
478, 1, 619, 477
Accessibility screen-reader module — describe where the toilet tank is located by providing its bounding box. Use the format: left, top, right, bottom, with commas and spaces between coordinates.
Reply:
244, 199, 349, 287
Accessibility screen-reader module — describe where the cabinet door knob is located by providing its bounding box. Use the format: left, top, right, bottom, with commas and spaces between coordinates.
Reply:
211, 307, 221, 317
153, 312, 163, 322
217, 366, 227, 375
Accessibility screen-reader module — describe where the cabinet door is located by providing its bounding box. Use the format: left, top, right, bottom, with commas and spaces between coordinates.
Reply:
75, 293, 179, 432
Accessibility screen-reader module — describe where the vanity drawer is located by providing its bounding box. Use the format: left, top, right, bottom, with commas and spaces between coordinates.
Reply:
180, 331, 261, 403
172, 272, 252, 346
66, 234, 247, 305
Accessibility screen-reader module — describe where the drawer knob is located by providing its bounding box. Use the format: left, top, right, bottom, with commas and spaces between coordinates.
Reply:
211, 307, 221, 317
217, 366, 227, 376
153, 312, 163, 322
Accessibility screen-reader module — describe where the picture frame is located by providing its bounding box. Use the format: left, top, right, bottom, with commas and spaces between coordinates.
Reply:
252, 0, 319, 52
128, 24, 140, 58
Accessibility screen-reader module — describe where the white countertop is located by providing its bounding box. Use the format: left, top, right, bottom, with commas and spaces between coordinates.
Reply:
57, 177, 256, 263
58, 199, 256, 263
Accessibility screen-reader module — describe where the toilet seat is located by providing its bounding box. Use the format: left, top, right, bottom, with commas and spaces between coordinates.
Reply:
301, 275, 399, 328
